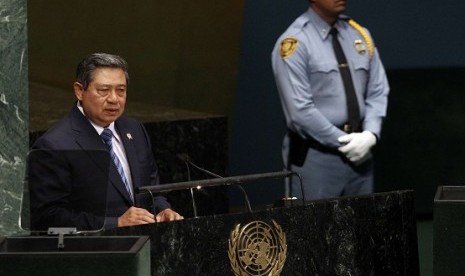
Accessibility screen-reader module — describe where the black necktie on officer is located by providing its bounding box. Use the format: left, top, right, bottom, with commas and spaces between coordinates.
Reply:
330, 27, 361, 133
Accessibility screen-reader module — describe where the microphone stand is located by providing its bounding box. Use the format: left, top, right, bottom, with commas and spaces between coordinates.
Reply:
137, 170, 304, 207
183, 159, 199, 218
186, 159, 253, 214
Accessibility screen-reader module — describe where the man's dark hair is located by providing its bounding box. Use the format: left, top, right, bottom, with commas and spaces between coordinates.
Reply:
76, 53, 129, 90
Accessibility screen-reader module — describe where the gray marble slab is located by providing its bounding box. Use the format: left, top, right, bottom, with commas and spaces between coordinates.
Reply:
0, 0, 28, 236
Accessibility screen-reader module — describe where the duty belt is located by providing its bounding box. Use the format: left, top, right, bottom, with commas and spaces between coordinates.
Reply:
341, 123, 360, 133
287, 129, 340, 167
287, 123, 360, 166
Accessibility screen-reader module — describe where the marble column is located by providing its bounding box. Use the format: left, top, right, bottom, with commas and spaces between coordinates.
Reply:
0, 0, 28, 236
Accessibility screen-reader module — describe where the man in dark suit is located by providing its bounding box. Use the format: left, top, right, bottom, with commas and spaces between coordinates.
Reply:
29, 53, 183, 231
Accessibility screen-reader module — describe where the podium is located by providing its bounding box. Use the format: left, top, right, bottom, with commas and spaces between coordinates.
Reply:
433, 186, 465, 276
104, 190, 419, 275
0, 236, 151, 276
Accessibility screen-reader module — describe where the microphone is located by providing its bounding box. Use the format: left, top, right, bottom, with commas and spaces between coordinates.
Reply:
176, 153, 190, 163
177, 153, 253, 213
177, 154, 199, 218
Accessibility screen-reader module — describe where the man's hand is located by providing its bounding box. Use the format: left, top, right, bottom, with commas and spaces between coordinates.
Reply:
156, 208, 184, 222
118, 206, 156, 227
338, 131, 377, 164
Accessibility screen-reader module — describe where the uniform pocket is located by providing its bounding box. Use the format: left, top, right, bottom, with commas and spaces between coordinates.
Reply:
351, 59, 369, 92
308, 62, 339, 97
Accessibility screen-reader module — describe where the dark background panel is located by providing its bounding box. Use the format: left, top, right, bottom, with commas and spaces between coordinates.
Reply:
27, 0, 465, 215
230, 0, 465, 215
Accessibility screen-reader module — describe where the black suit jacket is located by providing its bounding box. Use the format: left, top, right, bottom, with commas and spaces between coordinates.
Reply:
29, 104, 170, 230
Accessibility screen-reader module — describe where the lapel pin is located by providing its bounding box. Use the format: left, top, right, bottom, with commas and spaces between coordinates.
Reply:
126, 133, 133, 140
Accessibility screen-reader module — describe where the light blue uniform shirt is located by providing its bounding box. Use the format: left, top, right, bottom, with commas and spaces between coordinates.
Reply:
272, 7, 389, 149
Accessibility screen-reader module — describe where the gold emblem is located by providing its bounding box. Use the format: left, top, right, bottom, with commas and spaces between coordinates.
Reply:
354, 39, 366, 55
280, 37, 298, 59
228, 220, 287, 276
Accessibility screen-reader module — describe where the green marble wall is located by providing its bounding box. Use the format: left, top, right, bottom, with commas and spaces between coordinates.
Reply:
0, 0, 28, 236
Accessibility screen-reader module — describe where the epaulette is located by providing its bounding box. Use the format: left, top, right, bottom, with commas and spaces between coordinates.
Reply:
278, 12, 313, 59
345, 19, 374, 59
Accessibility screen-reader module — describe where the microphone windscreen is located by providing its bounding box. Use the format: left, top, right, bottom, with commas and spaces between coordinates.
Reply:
176, 153, 190, 162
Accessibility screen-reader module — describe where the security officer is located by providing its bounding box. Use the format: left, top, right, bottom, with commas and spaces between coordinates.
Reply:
271, 0, 389, 200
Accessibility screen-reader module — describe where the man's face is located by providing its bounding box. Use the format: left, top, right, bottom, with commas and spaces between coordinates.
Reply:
74, 67, 127, 127
311, 0, 347, 22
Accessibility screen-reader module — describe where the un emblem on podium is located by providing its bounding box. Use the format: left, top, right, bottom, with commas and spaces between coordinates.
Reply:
228, 220, 287, 276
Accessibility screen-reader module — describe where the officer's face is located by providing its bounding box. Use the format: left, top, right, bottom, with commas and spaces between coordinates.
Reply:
74, 68, 127, 127
311, 0, 347, 23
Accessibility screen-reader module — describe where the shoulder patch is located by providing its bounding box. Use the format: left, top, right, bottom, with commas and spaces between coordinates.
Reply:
280, 37, 299, 59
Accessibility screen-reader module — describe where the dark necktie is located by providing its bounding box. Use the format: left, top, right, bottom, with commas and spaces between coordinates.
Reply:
101, 128, 134, 203
330, 27, 361, 133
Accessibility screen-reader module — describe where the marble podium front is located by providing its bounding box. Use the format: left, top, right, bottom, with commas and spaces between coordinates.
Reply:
106, 190, 420, 276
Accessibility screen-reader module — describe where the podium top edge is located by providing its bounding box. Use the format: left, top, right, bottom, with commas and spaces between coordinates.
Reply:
434, 186, 465, 202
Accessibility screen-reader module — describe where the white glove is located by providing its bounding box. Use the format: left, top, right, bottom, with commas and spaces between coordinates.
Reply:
338, 131, 377, 163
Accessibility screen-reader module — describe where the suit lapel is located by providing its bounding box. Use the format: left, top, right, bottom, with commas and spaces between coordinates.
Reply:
112, 120, 138, 205
70, 105, 109, 170
70, 106, 133, 205
115, 121, 141, 192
